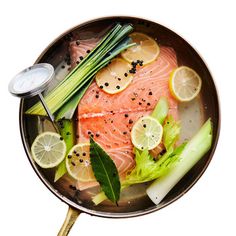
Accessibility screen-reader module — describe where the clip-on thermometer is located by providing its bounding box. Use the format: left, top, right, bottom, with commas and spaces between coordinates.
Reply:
8, 63, 59, 132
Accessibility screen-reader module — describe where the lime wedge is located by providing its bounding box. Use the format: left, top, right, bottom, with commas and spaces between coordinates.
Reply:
131, 116, 163, 150
31, 132, 66, 168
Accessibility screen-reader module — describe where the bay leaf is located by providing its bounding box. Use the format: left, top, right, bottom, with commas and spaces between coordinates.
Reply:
90, 137, 120, 204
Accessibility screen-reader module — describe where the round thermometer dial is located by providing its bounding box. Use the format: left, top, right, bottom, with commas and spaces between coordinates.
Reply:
9, 63, 54, 98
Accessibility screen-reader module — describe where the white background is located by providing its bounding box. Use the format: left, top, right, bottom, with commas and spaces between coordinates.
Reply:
0, 0, 235, 235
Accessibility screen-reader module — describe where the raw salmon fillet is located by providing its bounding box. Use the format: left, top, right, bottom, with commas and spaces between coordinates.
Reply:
69, 38, 99, 68
75, 46, 178, 190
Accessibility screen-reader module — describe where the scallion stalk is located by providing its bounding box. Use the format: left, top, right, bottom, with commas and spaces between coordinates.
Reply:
55, 80, 92, 121
26, 23, 134, 117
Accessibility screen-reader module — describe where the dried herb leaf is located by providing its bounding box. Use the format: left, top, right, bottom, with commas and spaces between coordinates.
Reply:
90, 137, 120, 203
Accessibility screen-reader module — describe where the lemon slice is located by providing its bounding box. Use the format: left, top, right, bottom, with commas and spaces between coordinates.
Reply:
31, 132, 66, 168
95, 58, 133, 94
131, 116, 163, 150
66, 143, 96, 181
121, 32, 160, 65
169, 66, 202, 102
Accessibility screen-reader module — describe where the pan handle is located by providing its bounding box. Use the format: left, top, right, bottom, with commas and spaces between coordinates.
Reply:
58, 206, 81, 236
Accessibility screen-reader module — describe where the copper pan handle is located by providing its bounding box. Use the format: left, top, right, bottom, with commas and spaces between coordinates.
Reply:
58, 206, 80, 236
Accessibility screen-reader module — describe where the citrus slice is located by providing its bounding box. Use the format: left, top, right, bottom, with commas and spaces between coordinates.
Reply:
95, 58, 133, 94
131, 116, 163, 150
66, 143, 96, 181
121, 32, 160, 65
31, 132, 66, 168
169, 66, 202, 102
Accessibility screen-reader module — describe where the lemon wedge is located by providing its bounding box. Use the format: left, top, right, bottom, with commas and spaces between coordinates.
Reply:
95, 58, 133, 94
66, 143, 96, 181
169, 66, 202, 102
121, 32, 160, 65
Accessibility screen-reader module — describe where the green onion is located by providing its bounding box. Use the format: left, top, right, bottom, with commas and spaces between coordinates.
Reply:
55, 80, 92, 121
26, 23, 134, 116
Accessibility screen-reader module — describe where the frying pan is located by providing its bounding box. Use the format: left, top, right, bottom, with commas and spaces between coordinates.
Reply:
19, 16, 220, 235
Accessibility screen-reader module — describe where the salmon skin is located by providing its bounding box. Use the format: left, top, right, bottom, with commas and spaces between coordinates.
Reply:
73, 46, 178, 190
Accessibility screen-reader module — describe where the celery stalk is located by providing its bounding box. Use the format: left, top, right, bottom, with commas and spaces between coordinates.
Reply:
151, 97, 169, 125
54, 161, 67, 182
92, 191, 107, 205
146, 118, 213, 205
54, 119, 75, 182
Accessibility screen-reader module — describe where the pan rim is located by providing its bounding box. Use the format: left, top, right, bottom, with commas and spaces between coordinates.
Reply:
19, 15, 221, 218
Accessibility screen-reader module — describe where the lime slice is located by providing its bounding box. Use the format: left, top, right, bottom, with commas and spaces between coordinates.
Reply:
131, 116, 163, 150
121, 32, 160, 65
31, 132, 66, 168
169, 66, 202, 102
66, 143, 96, 181
95, 58, 133, 94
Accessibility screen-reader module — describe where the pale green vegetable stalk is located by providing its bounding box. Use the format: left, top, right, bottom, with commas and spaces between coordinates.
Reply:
151, 97, 169, 125
26, 24, 135, 116
123, 143, 185, 187
162, 116, 180, 151
122, 115, 182, 187
54, 119, 75, 182
146, 118, 213, 205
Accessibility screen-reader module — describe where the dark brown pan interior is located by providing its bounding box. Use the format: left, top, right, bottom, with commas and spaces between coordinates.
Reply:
19, 16, 220, 218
